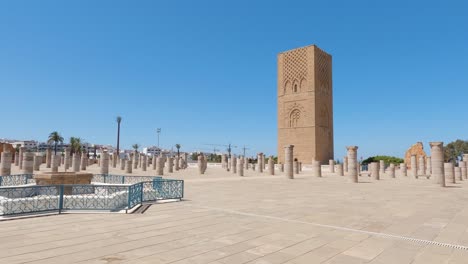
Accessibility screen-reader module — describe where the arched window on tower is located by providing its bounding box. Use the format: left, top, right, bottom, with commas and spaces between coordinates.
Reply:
290, 109, 300, 128
293, 84, 298, 93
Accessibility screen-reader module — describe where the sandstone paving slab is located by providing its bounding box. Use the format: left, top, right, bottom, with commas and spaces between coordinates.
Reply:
3, 166, 468, 263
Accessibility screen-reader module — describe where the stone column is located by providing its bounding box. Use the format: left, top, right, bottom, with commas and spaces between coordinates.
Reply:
388, 163, 395, 178
463, 154, 468, 165
279, 163, 284, 172
64, 148, 70, 170
100, 151, 109, 174
33, 154, 41, 171
299, 162, 302, 172
245, 158, 249, 170
154, 157, 162, 175
294, 161, 300, 174
198, 155, 205, 175
175, 157, 180, 171
51, 154, 59, 172
183, 153, 188, 169
430, 142, 445, 187
22, 152, 34, 174
426, 156, 432, 175
142, 155, 147, 171
284, 145, 294, 179
455, 166, 462, 181
346, 146, 358, 183
329, 160, 335, 173
444, 163, 455, 184
371, 162, 380, 180
72, 153, 80, 172
19, 147, 25, 169
126, 159, 133, 174
418, 156, 426, 176
257, 153, 264, 173
14, 152, 19, 166
221, 155, 226, 169
231, 155, 237, 174
80, 153, 87, 170
112, 153, 117, 168
336, 163, 344, 176
120, 158, 126, 170
410, 155, 417, 179
400, 163, 407, 177
460, 161, 467, 180
133, 153, 138, 169
312, 160, 321, 177
167, 157, 173, 173
67, 150, 73, 168
238, 157, 244, 176
0, 151, 12, 176
225, 154, 229, 170
46, 148, 52, 168
343, 156, 348, 173
152, 155, 157, 170
379, 160, 385, 175
202, 155, 207, 173
268, 156, 274, 175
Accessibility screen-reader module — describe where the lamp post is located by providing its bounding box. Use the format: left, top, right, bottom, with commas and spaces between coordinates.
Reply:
157, 128, 161, 148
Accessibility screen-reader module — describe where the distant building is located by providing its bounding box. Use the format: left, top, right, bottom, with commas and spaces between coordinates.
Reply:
9, 140, 37, 150
143, 146, 162, 156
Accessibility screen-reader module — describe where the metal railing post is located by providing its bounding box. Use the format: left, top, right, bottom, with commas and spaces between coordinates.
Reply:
181, 181, 184, 200
58, 185, 64, 214
139, 182, 144, 204
126, 185, 131, 213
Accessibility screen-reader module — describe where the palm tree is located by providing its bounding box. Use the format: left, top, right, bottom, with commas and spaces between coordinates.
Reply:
132, 144, 140, 152
47, 131, 64, 154
175, 144, 181, 158
69, 137, 82, 154
116, 116, 122, 155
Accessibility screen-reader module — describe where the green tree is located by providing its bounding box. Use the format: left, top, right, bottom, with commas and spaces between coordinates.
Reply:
191, 152, 199, 161
362, 155, 404, 166
132, 144, 140, 152
444, 139, 468, 162
69, 137, 82, 154
175, 144, 181, 158
47, 131, 64, 155
208, 154, 221, 162
267, 156, 278, 164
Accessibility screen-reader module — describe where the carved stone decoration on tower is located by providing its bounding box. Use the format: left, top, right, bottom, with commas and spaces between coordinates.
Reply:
278, 45, 333, 164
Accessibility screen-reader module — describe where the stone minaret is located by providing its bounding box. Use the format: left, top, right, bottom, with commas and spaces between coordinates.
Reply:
277, 45, 333, 164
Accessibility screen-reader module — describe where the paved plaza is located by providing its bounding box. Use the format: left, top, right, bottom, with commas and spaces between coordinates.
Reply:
1, 165, 468, 263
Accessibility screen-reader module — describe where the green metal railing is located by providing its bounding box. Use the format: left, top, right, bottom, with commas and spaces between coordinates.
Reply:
0, 174, 183, 216
91, 174, 162, 184
0, 174, 34, 187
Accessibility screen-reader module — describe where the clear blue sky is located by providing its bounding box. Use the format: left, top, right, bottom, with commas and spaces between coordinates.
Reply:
1, 0, 467, 159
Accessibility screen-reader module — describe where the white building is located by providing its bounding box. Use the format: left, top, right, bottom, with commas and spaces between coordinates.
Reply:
143, 146, 162, 156
9, 140, 37, 150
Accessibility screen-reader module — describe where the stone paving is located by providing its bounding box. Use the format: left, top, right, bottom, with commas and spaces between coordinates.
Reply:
2, 164, 468, 263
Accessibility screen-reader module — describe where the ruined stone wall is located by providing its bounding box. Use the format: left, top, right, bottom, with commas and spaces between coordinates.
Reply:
405, 142, 427, 168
